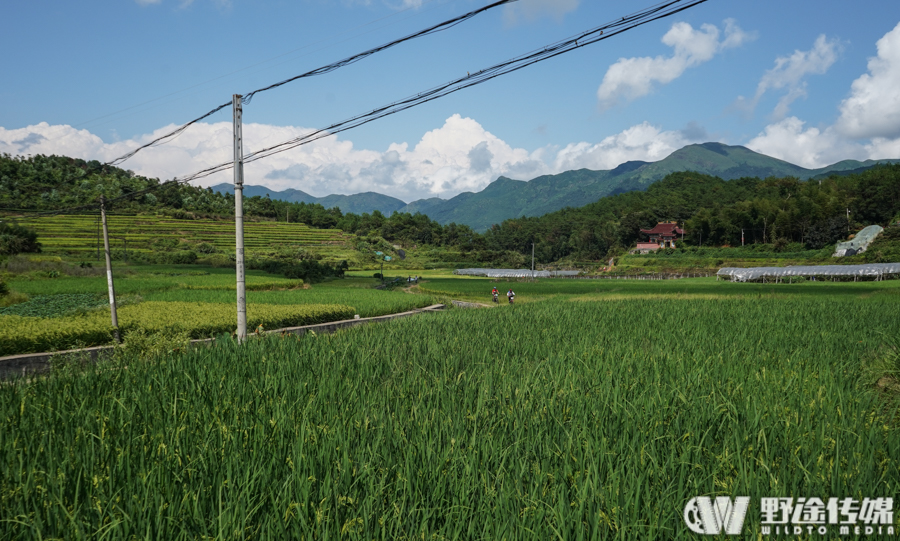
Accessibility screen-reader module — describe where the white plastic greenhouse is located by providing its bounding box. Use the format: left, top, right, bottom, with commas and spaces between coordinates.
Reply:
717, 263, 900, 282
454, 268, 580, 278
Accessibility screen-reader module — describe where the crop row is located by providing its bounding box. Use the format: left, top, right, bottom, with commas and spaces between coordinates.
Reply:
14, 215, 349, 253
17, 215, 343, 232
7, 271, 300, 297
417, 275, 900, 301
143, 287, 437, 318
34, 230, 340, 237
0, 301, 354, 354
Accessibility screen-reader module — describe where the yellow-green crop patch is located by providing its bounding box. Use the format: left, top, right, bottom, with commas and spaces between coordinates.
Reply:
0, 301, 353, 354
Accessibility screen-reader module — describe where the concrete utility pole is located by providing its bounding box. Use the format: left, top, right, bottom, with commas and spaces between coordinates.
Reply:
100, 195, 120, 343
233, 94, 248, 342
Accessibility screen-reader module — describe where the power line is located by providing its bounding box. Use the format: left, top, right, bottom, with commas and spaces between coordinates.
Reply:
177, 0, 710, 183
29, 0, 462, 148
105, 0, 520, 167
14, 0, 710, 218
74, 0, 454, 131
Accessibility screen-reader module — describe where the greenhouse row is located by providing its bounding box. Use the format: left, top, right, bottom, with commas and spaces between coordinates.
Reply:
717, 263, 900, 282
454, 268, 581, 278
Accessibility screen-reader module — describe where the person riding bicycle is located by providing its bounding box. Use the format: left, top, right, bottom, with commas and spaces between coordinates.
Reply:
507, 289, 515, 303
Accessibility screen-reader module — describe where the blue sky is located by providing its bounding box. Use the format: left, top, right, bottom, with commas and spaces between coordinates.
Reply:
2, 0, 899, 202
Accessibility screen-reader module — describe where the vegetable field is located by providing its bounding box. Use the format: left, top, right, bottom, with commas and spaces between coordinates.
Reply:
1, 296, 897, 539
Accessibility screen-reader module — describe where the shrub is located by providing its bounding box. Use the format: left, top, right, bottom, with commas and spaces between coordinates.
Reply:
170, 250, 198, 265
195, 242, 217, 254
0, 222, 42, 255
202, 253, 235, 268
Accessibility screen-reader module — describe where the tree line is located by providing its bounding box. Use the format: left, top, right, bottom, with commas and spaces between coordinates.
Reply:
0, 153, 479, 252
2, 153, 899, 264
481, 166, 900, 263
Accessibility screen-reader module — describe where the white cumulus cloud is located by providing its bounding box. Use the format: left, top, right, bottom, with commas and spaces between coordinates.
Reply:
597, 19, 753, 109
736, 34, 840, 120
836, 21, 900, 139
0, 116, 708, 202
745, 117, 867, 169
745, 23, 900, 169
552, 122, 690, 172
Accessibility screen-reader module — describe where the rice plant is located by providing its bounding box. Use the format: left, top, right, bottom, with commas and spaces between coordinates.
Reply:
1, 296, 897, 539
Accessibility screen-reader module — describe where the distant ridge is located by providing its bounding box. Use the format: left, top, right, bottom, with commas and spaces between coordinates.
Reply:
213, 143, 900, 231
394, 143, 899, 230
209, 184, 406, 216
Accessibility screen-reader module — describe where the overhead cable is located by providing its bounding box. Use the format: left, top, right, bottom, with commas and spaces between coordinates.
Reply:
174, 0, 709, 184
106, 0, 520, 167
25, 0, 708, 217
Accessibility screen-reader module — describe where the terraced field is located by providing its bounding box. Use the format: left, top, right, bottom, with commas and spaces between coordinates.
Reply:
13, 214, 351, 255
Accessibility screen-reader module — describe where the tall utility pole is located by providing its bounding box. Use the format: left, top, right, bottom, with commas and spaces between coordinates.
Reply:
233, 94, 248, 342
847, 208, 851, 232
100, 196, 120, 343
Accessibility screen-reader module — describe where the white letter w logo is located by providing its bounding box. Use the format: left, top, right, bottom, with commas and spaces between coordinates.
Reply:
683, 496, 750, 535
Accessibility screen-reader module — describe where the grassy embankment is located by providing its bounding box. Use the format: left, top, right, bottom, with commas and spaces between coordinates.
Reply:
1, 290, 897, 539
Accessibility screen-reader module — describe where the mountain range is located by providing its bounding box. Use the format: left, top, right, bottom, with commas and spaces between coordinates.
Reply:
211, 143, 899, 231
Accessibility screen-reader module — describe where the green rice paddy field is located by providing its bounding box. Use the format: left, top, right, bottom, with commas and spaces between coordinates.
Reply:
1, 275, 898, 539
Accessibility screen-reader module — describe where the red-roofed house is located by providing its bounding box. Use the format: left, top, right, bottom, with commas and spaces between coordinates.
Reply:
638, 222, 685, 252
